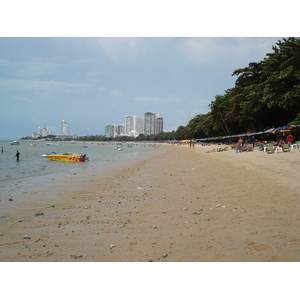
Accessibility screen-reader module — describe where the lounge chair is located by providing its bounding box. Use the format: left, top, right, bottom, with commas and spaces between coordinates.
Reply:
290, 143, 297, 150
266, 144, 274, 154
283, 144, 290, 152
274, 146, 283, 153
291, 142, 299, 150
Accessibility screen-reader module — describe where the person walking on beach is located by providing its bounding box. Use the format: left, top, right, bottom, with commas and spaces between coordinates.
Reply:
16, 150, 20, 161
1, 147, 3, 153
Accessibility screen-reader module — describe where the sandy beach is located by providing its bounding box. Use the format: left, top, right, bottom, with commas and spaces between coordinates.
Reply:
0, 143, 299, 262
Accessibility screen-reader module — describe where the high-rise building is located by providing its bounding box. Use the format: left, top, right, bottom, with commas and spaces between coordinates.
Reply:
35, 127, 52, 138
155, 114, 164, 134
144, 112, 163, 135
56, 120, 72, 139
144, 112, 155, 135
125, 116, 134, 134
62, 120, 69, 135
125, 115, 144, 137
105, 125, 114, 138
135, 116, 144, 136
105, 124, 125, 138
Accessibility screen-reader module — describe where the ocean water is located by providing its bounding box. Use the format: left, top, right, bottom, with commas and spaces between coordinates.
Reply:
0, 140, 160, 199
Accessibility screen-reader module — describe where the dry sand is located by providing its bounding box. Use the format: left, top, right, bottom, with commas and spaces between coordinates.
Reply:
0, 144, 299, 262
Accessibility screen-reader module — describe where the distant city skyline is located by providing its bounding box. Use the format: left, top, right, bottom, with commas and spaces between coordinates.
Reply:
29, 113, 164, 139
32, 127, 53, 138
105, 112, 164, 138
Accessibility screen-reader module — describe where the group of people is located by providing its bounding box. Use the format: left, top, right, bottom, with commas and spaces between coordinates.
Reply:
274, 138, 285, 148
235, 138, 254, 152
189, 141, 196, 148
235, 133, 295, 152
273, 134, 294, 148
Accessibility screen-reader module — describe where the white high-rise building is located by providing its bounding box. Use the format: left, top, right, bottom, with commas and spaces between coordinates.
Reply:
62, 120, 69, 135
36, 127, 52, 137
135, 116, 144, 136
125, 115, 144, 137
125, 116, 133, 134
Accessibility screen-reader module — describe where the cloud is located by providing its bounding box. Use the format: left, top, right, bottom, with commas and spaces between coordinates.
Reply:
17, 58, 62, 77
13, 95, 34, 103
86, 37, 281, 75
86, 71, 104, 76
0, 79, 90, 101
0, 58, 11, 66
133, 96, 160, 104
0, 79, 76, 91
0, 57, 63, 78
91, 37, 280, 71
109, 89, 123, 97
94, 37, 154, 62
176, 38, 218, 65
95, 87, 123, 97
176, 37, 281, 68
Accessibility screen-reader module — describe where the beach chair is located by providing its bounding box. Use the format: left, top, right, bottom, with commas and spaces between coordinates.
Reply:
296, 141, 300, 148
274, 146, 283, 153
266, 144, 274, 154
283, 144, 290, 152
290, 143, 298, 150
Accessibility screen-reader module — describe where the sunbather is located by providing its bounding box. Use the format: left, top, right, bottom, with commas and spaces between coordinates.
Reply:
278, 139, 285, 148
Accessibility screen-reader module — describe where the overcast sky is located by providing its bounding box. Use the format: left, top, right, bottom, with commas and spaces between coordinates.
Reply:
1, 37, 285, 139
1, 1, 294, 140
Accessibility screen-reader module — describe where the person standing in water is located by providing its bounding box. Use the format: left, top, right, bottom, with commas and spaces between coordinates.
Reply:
16, 150, 20, 161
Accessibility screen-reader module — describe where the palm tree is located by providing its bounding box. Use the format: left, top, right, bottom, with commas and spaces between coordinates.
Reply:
209, 94, 230, 136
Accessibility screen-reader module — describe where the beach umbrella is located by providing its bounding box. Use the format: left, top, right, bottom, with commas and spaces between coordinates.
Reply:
272, 125, 293, 134
264, 128, 275, 133
289, 124, 300, 133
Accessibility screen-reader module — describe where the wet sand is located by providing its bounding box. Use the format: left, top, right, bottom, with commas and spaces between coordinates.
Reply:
0, 144, 299, 262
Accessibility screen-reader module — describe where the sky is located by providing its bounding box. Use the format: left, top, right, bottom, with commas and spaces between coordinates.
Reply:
0, 1, 295, 140
0, 37, 285, 139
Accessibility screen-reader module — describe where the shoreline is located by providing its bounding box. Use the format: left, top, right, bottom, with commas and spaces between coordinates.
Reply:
0, 144, 299, 262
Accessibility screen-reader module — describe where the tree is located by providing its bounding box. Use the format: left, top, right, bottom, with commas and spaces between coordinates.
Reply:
209, 93, 232, 136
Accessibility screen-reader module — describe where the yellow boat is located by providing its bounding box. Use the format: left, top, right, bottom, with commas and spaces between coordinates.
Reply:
44, 153, 88, 162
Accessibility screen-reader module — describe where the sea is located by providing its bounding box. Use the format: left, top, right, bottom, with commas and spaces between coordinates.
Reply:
0, 140, 161, 200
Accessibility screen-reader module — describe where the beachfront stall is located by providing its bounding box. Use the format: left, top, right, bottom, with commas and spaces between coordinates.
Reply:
196, 124, 300, 146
